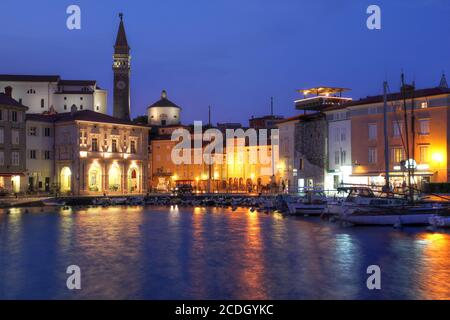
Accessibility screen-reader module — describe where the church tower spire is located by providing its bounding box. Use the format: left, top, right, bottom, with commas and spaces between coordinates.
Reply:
113, 13, 131, 121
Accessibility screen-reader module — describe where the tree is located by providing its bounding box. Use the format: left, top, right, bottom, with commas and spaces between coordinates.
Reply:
132, 115, 148, 124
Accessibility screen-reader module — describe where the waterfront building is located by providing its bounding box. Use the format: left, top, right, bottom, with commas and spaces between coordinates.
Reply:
27, 109, 149, 196
0, 87, 28, 193
0, 75, 107, 114
349, 77, 450, 189
25, 115, 54, 193
277, 87, 351, 192
113, 13, 131, 121
323, 105, 352, 190
150, 134, 277, 193
148, 99, 279, 192
277, 115, 301, 193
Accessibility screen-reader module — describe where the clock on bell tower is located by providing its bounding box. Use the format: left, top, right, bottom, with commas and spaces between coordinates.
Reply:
113, 13, 131, 121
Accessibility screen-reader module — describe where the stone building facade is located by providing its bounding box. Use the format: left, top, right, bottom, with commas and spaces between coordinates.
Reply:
27, 110, 149, 196
0, 87, 28, 193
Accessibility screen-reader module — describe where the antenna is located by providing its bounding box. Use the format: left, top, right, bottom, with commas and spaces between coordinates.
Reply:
270, 96, 274, 116
208, 105, 211, 127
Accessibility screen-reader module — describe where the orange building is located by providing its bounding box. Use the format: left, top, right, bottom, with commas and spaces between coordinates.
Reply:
149, 126, 279, 193
349, 81, 450, 189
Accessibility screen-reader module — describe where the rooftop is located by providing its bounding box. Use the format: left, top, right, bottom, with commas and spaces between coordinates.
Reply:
26, 110, 148, 127
346, 86, 450, 107
148, 90, 182, 109
297, 86, 350, 96
58, 80, 97, 86
0, 74, 60, 82
0, 92, 28, 109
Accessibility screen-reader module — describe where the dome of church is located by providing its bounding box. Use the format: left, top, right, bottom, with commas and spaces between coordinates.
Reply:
147, 90, 181, 126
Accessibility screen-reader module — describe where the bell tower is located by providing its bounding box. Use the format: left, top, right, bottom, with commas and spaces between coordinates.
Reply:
113, 13, 131, 120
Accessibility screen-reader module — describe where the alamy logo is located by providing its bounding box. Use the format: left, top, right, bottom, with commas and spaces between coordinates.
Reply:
171, 121, 279, 175
66, 5, 81, 30
366, 265, 381, 290
366, 5, 381, 30
66, 265, 81, 290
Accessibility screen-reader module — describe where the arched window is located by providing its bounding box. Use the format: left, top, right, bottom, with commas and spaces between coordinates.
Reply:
60, 167, 72, 192
128, 167, 139, 193
108, 164, 121, 192
88, 163, 102, 192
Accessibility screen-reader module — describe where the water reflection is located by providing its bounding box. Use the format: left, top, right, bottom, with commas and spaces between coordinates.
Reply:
0, 207, 450, 299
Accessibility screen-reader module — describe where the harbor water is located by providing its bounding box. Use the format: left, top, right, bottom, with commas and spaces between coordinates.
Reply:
1, 206, 449, 299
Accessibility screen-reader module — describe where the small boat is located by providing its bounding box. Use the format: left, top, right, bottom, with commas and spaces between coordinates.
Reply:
285, 191, 328, 216
340, 211, 438, 226
110, 197, 128, 205
334, 187, 449, 226
43, 199, 66, 207
429, 215, 450, 228
93, 197, 111, 206
127, 197, 144, 205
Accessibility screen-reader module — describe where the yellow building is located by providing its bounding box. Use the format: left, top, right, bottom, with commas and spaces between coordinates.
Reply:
150, 131, 280, 193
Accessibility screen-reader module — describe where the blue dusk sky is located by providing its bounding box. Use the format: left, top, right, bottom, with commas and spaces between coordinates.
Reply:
0, 0, 449, 124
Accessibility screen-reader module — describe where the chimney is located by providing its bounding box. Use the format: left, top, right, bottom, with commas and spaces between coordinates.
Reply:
4, 86, 12, 97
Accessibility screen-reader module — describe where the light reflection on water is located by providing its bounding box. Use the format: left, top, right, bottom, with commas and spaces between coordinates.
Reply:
0, 206, 449, 300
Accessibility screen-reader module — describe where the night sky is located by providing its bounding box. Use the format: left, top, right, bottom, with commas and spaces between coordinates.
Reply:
0, 0, 449, 124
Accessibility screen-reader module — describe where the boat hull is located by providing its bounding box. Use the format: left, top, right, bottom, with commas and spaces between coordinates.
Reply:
429, 215, 450, 227
287, 203, 326, 215
340, 213, 434, 226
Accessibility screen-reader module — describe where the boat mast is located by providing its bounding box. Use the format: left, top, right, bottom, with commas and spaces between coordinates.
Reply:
411, 81, 416, 198
208, 105, 212, 193
383, 81, 390, 192
401, 73, 413, 202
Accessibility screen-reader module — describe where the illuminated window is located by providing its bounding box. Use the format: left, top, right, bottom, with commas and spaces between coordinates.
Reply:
88, 163, 102, 192
419, 146, 429, 163
391, 147, 403, 164
79, 131, 87, 145
60, 167, 72, 192
420, 101, 428, 109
